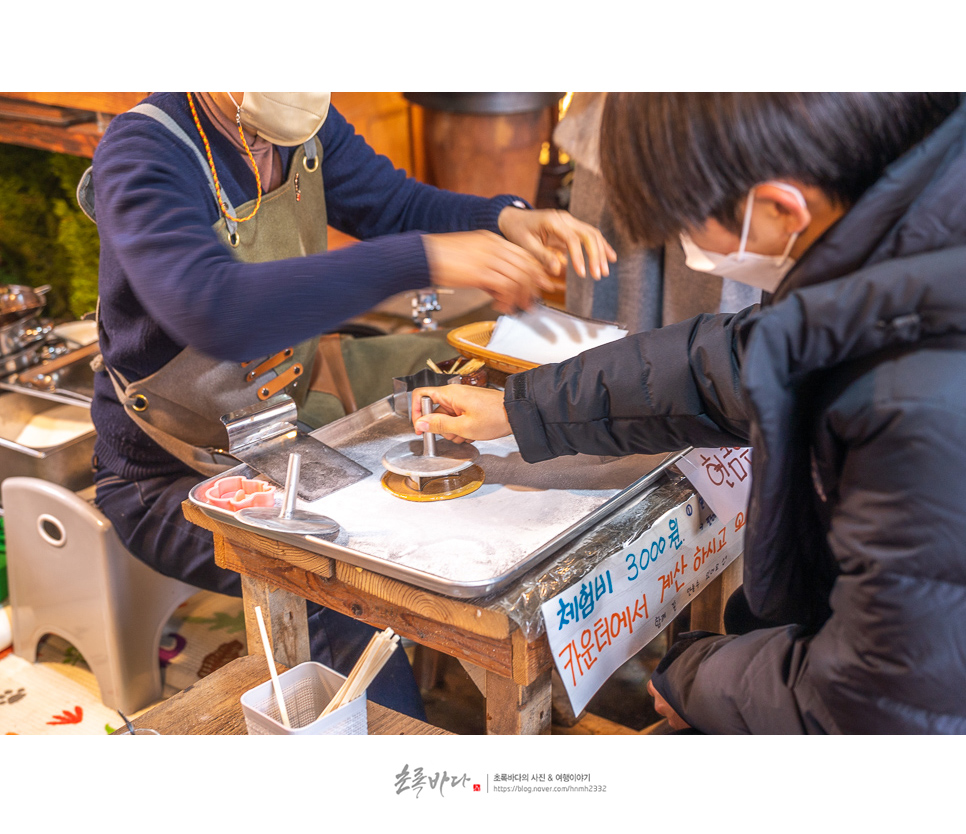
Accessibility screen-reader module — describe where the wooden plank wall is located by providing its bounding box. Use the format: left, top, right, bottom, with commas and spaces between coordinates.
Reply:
0, 91, 418, 251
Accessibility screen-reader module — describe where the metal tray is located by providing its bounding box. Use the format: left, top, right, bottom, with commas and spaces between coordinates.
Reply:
189, 396, 680, 599
0, 391, 96, 500
0, 341, 96, 406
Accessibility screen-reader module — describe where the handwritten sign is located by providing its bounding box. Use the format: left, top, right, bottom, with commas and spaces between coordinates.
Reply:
676, 447, 753, 522
541, 496, 745, 716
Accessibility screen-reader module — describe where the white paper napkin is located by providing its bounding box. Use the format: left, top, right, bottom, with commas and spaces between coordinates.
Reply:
486, 304, 627, 365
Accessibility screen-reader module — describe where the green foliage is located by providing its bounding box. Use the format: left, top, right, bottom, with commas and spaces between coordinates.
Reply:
0, 145, 99, 321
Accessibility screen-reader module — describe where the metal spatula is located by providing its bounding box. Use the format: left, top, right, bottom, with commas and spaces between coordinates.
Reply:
221, 395, 370, 502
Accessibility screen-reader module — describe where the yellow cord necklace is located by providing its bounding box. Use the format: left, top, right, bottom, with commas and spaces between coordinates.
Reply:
186, 92, 262, 223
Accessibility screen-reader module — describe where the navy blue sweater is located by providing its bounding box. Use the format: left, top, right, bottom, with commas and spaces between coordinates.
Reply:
91, 92, 520, 480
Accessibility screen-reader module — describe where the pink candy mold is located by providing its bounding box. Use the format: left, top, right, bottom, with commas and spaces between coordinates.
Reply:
204, 476, 276, 511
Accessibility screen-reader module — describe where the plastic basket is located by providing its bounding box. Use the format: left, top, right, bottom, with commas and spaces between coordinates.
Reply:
240, 661, 368, 736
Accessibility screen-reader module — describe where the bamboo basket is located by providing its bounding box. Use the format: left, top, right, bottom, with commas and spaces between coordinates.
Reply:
446, 322, 540, 375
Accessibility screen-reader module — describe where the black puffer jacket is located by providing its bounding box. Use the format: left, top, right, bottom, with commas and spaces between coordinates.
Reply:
505, 98, 966, 733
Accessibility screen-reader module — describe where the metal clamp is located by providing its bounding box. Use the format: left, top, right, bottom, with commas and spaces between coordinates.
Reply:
221, 394, 370, 502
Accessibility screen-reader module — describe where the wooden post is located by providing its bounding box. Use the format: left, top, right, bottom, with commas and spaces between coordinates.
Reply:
689, 554, 743, 634
238, 572, 311, 668
485, 668, 552, 735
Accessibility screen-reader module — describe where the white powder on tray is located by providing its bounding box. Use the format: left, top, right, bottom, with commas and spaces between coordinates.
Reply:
302, 407, 667, 594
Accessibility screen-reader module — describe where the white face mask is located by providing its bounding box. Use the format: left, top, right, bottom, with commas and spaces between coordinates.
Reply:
680, 181, 807, 293
227, 92, 331, 146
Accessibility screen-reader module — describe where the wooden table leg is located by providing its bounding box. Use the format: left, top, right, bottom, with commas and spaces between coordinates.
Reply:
484, 668, 552, 735
240, 573, 311, 668
689, 554, 743, 634
206, 520, 557, 734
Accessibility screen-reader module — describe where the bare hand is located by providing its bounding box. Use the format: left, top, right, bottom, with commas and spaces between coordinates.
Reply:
422, 230, 555, 314
411, 385, 511, 444
498, 207, 617, 280
647, 679, 692, 731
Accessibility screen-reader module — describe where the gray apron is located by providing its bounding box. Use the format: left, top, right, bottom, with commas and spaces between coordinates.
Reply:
83, 102, 327, 476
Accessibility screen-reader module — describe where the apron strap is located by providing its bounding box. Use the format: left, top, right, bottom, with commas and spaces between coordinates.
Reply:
76, 166, 96, 222
302, 139, 319, 170
101, 360, 237, 478
75, 102, 240, 238
130, 102, 238, 238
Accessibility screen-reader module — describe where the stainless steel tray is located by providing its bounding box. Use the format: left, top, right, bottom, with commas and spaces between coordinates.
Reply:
0, 391, 96, 499
0, 342, 96, 406
189, 396, 681, 599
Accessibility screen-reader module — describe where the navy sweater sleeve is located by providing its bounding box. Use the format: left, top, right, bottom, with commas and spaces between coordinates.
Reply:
320, 106, 516, 239
92, 94, 520, 366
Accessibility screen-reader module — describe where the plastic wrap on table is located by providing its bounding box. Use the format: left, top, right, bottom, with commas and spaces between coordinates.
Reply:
480, 468, 696, 641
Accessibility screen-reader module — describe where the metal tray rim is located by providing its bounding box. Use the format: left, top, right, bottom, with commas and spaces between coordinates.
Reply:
187, 449, 683, 599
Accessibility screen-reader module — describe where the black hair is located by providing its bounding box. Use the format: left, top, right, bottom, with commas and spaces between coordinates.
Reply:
600, 92, 961, 247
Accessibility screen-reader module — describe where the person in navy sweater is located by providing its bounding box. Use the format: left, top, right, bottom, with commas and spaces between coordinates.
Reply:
86, 92, 615, 718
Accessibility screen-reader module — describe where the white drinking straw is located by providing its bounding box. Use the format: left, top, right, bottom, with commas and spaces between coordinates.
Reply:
254, 605, 291, 729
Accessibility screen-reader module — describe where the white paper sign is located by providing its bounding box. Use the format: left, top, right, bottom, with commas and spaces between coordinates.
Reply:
541, 497, 746, 716
676, 447, 753, 522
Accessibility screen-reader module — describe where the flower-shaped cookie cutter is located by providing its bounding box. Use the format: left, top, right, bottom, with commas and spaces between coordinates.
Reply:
204, 476, 276, 512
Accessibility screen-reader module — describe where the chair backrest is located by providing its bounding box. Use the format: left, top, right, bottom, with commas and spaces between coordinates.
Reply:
2, 476, 115, 612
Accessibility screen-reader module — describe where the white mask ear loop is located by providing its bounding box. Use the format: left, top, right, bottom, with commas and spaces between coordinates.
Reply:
779, 231, 799, 264
226, 92, 242, 123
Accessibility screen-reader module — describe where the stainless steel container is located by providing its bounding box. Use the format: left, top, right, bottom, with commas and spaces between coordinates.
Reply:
0, 314, 51, 357
0, 392, 95, 499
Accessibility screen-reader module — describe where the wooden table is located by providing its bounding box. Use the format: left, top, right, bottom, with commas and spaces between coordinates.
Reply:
182, 492, 741, 736
120, 654, 448, 735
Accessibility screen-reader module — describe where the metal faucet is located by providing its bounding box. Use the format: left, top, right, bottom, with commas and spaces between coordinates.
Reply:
411, 289, 442, 331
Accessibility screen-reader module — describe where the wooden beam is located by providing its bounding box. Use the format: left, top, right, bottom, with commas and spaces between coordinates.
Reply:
0, 119, 102, 158
213, 536, 526, 681
552, 712, 638, 736
124, 654, 448, 735
485, 668, 552, 735
0, 92, 149, 114
689, 554, 743, 633
239, 573, 311, 668
184, 499, 334, 578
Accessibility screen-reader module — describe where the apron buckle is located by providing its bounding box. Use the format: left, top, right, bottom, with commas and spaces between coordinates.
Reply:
258, 363, 303, 400
243, 348, 295, 382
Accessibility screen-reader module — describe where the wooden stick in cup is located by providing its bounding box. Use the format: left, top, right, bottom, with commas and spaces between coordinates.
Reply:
254, 605, 291, 729
319, 627, 400, 719
459, 358, 484, 374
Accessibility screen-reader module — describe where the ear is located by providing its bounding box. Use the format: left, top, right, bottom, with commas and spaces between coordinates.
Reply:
756, 182, 811, 234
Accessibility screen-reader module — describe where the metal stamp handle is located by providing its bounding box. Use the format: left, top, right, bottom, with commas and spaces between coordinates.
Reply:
281, 452, 301, 518
421, 396, 437, 457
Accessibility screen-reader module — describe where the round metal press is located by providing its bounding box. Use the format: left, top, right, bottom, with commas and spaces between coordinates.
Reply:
236, 452, 340, 540
381, 465, 485, 502
381, 396, 484, 500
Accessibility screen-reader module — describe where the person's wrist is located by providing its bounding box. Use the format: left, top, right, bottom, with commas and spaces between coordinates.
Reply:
498, 201, 530, 237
